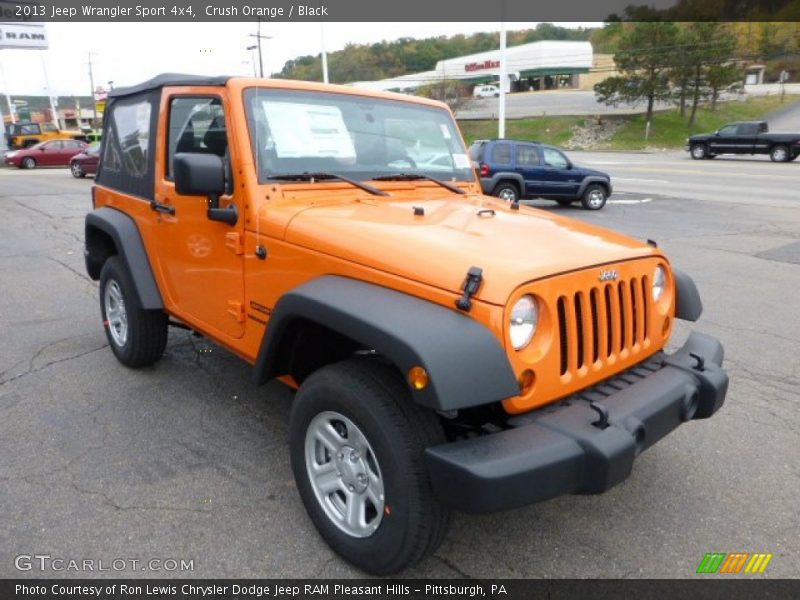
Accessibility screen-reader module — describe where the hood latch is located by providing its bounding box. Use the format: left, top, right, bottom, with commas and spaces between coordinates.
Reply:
455, 266, 483, 312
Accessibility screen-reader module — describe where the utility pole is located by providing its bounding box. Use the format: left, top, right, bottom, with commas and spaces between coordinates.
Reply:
246, 45, 258, 76
249, 19, 272, 78
88, 51, 98, 124
320, 22, 329, 84
0, 63, 16, 124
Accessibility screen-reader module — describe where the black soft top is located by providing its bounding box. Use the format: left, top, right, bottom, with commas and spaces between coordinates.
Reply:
108, 73, 232, 98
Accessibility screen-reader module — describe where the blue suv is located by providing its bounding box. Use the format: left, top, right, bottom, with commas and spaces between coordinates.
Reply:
468, 139, 612, 210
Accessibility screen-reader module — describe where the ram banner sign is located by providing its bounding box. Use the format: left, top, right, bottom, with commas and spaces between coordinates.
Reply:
0, 22, 48, 50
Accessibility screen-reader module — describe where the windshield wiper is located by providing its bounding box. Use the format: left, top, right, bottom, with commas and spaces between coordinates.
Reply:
371, 173, 466, 195
266, 172, 388, 196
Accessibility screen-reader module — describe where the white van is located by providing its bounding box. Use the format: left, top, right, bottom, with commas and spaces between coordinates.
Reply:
473, 85, 500, 98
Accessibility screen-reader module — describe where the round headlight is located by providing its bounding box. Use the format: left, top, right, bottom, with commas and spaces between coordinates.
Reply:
652, 265, 666, 301
509, 295, 538, 350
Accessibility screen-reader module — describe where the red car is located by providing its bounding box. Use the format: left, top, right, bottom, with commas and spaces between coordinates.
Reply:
70, 142, 101, 178
4, 139, 87, 169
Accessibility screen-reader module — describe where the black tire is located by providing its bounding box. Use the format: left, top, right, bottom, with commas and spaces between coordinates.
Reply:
20, 157, 36, 169
580, 184, 608, 210
99, 256, 168, 368
690, 144, 707, 160
70, 161, 85, 178
289, 358, 449, 575
770, 145, 790, 163
555, 198, 573, 207
492, 181, 519, 203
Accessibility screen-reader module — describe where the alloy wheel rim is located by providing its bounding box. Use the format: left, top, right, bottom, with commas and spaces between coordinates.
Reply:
692, 146, 704, 158
104, 279, 128, 347
588, 189, 605, 208
774, 148, 787, 161
499, 188, 516, 202
71, 163, 82, 176
304, 410, 385, 538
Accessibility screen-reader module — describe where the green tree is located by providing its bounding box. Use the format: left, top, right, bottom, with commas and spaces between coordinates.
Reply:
594, 22, 679, 124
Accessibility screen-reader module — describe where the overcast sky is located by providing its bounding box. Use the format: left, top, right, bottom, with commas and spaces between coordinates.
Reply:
0, 22, 599, 96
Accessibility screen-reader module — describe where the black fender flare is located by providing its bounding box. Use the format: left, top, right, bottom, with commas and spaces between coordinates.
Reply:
84, 207, 163, 310
577, 176, 611, 198
673, 268, 703, 322
483, 172, 525, 196
252, 276, 520, 411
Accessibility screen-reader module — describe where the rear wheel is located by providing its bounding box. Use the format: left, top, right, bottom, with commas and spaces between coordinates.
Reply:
581, 184, 607, 210
99, 256, 168, 367
690, 144, 708, 160
20, 157, 36, 169
770, 145, 790, 163
492, 182, 519, 203
289, 359, 449, 575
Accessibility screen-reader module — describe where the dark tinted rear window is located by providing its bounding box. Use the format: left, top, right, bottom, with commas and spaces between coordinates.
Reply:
468, 142, 485, 162
491, 143, 511, 164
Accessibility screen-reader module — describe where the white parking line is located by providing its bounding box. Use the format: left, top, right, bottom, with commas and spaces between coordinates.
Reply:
608, 198, 653, 205
613, 177, 669, 184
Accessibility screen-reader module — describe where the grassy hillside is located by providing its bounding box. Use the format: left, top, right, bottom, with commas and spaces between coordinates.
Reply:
457, 96, 795, 151
458, 116, 584, 147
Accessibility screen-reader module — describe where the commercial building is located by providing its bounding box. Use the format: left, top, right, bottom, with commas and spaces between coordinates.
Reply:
351, 40, 599, 94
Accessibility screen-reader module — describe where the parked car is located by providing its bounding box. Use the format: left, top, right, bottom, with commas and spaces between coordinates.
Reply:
473, 84, 500, 98
70, 142, 101, 178
686, 120, 800, 162
469, 138, 613, 209
84, 73, 726, 575
5, 121, 87, 149
4, 139, 88, 169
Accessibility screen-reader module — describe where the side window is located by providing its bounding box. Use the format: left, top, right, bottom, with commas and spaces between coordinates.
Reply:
22, 124, 40, 135
167, 97, 227, 179
738, 123, 757, 135
542, 147, 569, 169
43, 141, 60, 151
96, 91, 158, 200
41, 123, 57, 133
491, 143, 511, 165
516, 145, 539, 167
718, 125, 738, 136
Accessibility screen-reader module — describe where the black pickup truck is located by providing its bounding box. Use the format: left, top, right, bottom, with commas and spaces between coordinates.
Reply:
687, 121, 800, 162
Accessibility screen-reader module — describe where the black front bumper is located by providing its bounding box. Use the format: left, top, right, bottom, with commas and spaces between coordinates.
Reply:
425, 332, 728, 513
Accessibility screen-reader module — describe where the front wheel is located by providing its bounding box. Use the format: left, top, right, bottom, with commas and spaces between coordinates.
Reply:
581, 184, 608, 210
289, 359, 449, 575
492, 182, 519, 203
770, 145, 790, 163
70, 161, 85, 178
20, 157, 36, 169
99, 256, 168, 367
690, 144, 708, 160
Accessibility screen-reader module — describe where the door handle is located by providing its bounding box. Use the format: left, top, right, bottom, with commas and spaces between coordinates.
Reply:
150, 199, 176, 215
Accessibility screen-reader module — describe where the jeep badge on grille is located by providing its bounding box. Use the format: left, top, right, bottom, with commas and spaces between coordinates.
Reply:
599, 269, 619, 281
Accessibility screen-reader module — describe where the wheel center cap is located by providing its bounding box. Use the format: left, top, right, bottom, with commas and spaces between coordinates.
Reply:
335, 445, 368, 494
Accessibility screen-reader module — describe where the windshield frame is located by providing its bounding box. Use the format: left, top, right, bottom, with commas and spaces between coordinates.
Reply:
242, 86, 476, 187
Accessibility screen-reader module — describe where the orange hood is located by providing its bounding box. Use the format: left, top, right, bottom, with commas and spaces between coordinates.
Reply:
283, 194, 660, 306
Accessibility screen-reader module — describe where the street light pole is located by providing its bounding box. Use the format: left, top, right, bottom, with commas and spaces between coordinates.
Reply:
88, 51, 98, 124
320, 22, 329, 84
498, 21, 507, 139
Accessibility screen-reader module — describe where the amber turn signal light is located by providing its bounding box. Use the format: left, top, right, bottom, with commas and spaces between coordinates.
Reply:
407, 366, 429, 390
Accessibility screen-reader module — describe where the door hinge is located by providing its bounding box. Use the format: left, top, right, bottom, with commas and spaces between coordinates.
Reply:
227, 301, 245, 323
225, 232, 243, 255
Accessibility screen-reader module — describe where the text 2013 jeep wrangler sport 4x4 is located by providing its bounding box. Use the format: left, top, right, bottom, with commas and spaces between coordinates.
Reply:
84, 74, 728, 574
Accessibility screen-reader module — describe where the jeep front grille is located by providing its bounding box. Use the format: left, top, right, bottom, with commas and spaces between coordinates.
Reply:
557, 277, 651, 377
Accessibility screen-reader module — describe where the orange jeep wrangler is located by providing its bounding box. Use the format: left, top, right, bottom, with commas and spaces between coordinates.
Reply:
84, 74, 728, 574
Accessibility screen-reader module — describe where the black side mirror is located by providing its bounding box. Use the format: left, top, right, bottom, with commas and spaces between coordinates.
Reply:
174, 153, 237, 225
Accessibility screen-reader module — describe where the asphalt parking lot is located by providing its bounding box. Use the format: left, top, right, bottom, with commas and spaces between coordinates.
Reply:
1, 153, 799, 579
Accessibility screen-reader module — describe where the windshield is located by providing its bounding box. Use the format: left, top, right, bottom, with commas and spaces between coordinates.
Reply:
244, 88, 474, 183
